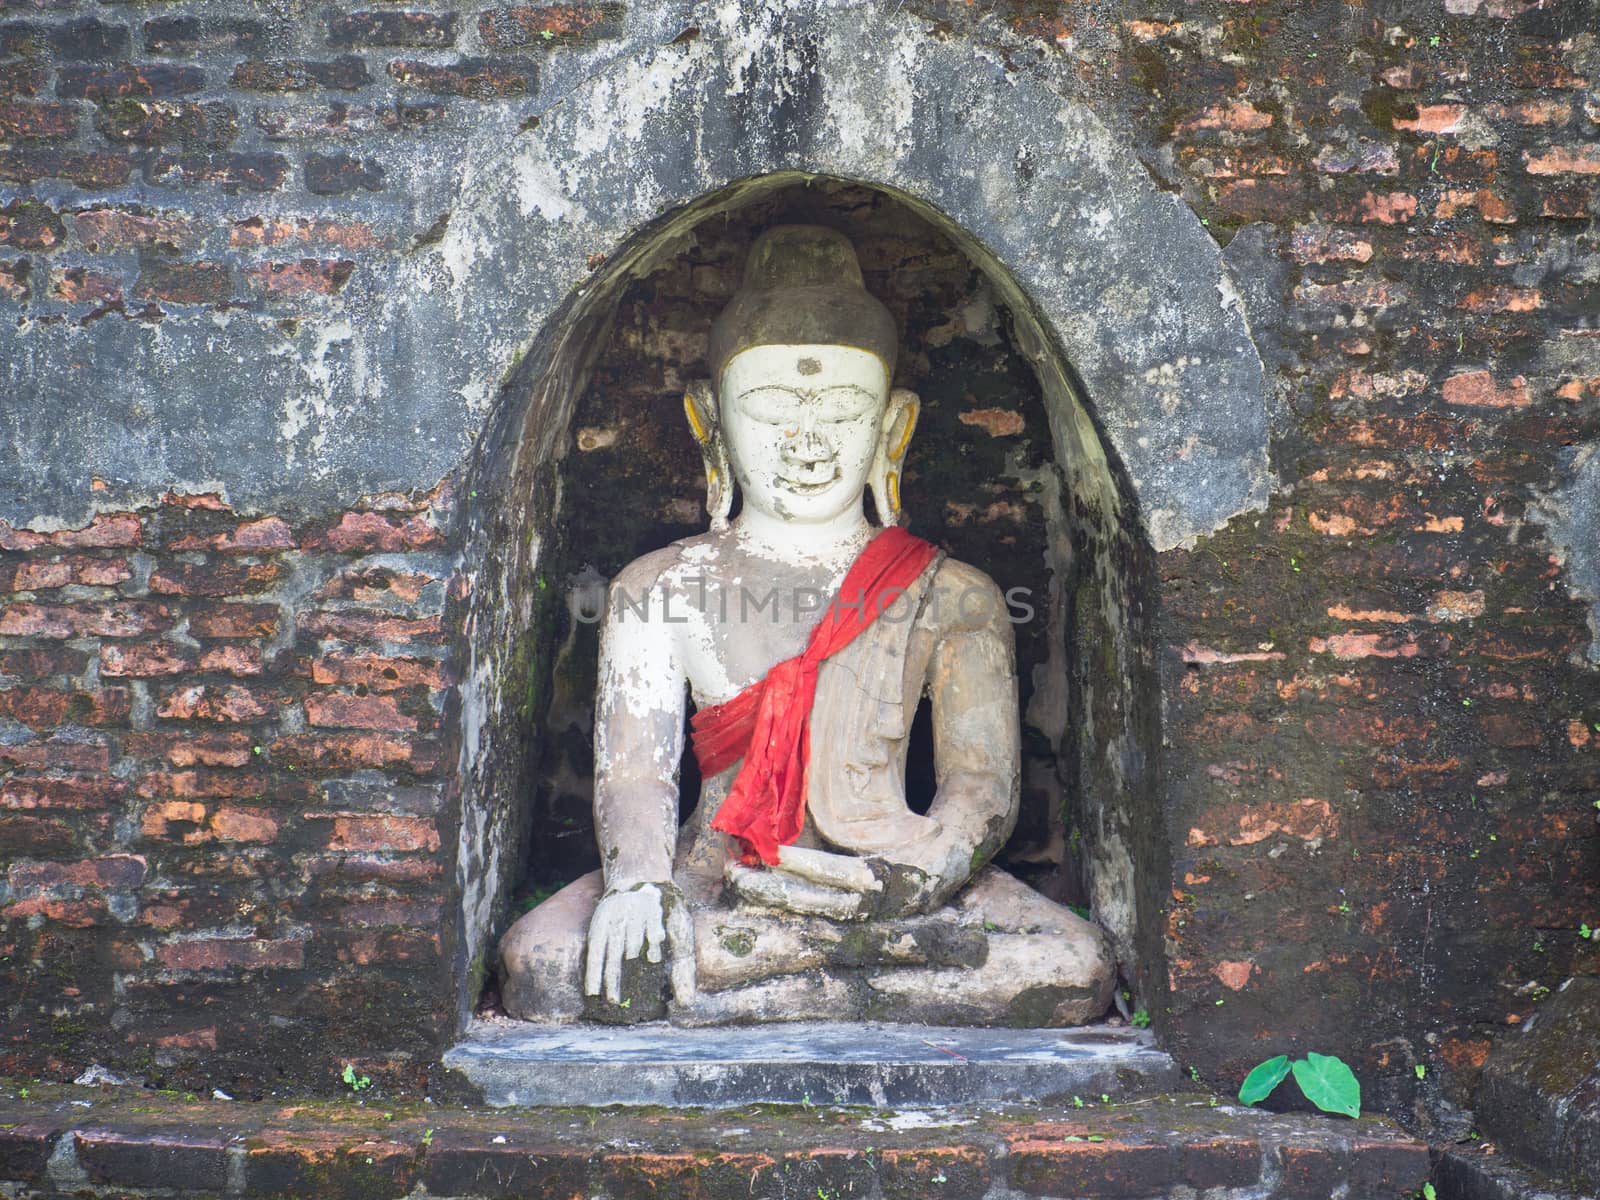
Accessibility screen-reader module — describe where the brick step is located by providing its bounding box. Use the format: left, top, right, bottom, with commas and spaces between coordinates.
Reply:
1436, 1147, 1597, 1200
1477, 977, 1600, 1194
0, 1080, 1430, 1199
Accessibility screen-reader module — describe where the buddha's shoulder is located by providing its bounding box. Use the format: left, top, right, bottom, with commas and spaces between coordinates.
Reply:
609, 531, 725, 592
924, 554, 1014, 634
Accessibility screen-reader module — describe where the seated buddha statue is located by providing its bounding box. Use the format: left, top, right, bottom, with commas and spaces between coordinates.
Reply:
498, 225, 1115, 1026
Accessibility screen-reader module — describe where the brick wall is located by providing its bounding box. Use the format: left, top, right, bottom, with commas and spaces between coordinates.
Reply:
2, 0, 1598, 1119
0, 492, 460, 1093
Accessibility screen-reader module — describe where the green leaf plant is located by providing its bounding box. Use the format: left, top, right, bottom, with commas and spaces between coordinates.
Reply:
1239, 1051, 1361, 1118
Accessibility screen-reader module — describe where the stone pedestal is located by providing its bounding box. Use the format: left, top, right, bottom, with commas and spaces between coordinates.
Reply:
443, 1019, 1179, 1108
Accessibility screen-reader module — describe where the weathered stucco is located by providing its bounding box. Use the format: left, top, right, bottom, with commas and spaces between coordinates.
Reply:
2, 0, 1269, 552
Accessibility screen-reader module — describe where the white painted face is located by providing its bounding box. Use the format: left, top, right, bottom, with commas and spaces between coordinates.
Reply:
718, 344, 889, 526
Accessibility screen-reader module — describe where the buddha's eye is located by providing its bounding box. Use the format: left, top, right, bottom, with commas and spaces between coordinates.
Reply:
734, 384, 879, 426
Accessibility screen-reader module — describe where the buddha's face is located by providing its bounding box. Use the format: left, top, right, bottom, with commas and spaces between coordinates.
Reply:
719, 344, 890, 526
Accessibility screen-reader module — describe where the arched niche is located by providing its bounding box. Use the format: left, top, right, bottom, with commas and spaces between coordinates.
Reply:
452, 173, 1164, 1028
435, 4, 1269, 1030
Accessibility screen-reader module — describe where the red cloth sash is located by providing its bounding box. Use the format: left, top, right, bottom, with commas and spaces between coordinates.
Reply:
692, 526, 939, 866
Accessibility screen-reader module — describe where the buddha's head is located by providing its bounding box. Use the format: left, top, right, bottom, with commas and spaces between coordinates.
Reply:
685, 226, 918, 531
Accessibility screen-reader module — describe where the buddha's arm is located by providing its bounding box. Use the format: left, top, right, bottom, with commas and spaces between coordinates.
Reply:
593, 570, 684, 887
891, 572, 1022, 911
585, 558, 695, 1004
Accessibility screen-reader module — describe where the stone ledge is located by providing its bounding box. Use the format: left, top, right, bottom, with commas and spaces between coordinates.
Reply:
0, 1079, 1431, 1199
444, 1020, 1181, 1108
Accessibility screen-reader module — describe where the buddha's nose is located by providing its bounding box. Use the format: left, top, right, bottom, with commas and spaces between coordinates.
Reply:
781, 430, 834, 470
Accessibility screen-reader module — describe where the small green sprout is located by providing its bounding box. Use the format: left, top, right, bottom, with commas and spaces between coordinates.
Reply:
1415, 1065, 1426, 1080
340, 1063, 372, 1092
1131, 1009, 1152, 1029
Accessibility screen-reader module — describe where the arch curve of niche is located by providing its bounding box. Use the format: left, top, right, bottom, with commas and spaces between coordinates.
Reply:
438, 6, 1269, 1028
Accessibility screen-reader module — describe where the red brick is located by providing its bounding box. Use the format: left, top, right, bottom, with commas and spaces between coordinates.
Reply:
8, 855, 145, 889
53, 513, 141, 548
244, 1129, 419, 1199
1443, 370, 1530, 408
50, 267, 123, 303
189, 603, 278, 638
209, 807, 281, 843
139, 798, 209, 841
1456, 286, 1542, 313
1313, 142, 1400, 174
146, 153, 288, 192
229, 216, 385, 251
334, 897, 442, 927
302, 854, 442, 884
314, 567, 439, 604
157, 936, 305, 971
134, 260, 231, 305
478, 4, 625, 49
305, 152, 384, 195
387, 57, 534, 98
74, 1127, 229, 1191
1, 774, 125, 811
156, 684, 277, 723
1310, 631, 1432, 659
134, 770, 275, 800
94, 98, 239, 147
100, 642, 197, 677
0, 600, 171, 638
1010, 1139, 1176, 1196
0, 62, 48, 98
0, 733, 110, 772
329, 11, 458, 47
332, 928, 441, 964
124, 731, 255, 768
297, 611, 442, 643
0, 813, 85, 857
0, 199, 65, 250
1289, 225, 1372, 264
198, 644, 265, 676
0, 256, 28, 299
150, 560, 279, 595
2, 895, 108, 925
56, 64, 206, 101
1485, 99, 1571, 124
142, 16, 269, 57
1345, 191, 1418, 224
0, 647, 90, 680
306, 692, 419, 732
1394, 104, 1466, 134
1541, 186, 1597, 219
314, 511, 443, 552
241, 258, 355, 296
311, 653, 449, 691
0, 555, 130, 589
230, 57, 371, 92
323, 813, 440, 852
1177, 100, 1272, 132
272, 733, 439, 773
219, 515, 298, 552
73, 207, 196, 253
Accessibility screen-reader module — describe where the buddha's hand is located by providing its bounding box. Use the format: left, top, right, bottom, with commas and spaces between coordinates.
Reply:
583, 880, 696, 1005
725, 846, 883, 921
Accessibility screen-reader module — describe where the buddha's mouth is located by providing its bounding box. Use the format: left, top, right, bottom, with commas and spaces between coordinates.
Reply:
777, 470, 839, 495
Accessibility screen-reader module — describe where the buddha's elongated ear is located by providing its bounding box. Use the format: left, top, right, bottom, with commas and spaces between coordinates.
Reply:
869, 388, 919, 528
684, 380, 733, 532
